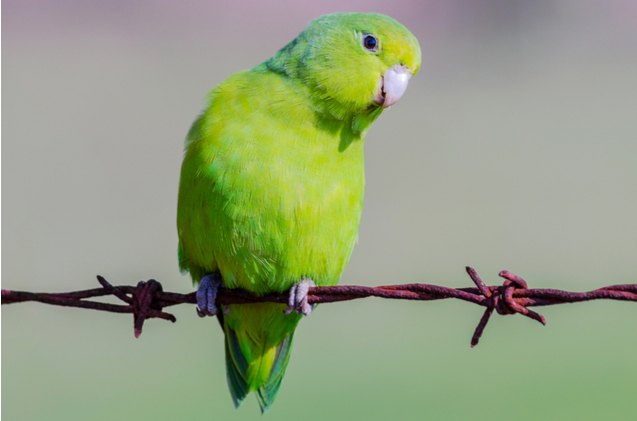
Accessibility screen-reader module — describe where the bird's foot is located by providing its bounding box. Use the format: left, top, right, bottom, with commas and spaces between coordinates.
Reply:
284, 278, 316, 316
196, 272, 223, 317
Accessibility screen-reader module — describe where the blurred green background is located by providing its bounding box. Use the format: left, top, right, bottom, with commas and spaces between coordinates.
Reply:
3, 1, 636, 420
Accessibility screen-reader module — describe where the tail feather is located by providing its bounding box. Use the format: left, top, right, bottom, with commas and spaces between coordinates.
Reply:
224, 324, 295, 412
256, 334, 293, 412
224, 327, 250, 407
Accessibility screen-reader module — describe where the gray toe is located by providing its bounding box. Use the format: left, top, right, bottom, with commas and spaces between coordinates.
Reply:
285, 278, 316, 316
196, 273, 222, 317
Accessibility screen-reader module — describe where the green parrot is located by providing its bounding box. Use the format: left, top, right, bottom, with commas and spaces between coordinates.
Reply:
177, 12, 421, 411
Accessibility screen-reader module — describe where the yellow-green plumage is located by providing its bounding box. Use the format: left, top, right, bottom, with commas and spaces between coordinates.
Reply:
177, 12, 420, 411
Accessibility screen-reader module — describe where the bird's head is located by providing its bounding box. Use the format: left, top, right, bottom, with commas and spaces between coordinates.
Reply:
267, 13, 421, 122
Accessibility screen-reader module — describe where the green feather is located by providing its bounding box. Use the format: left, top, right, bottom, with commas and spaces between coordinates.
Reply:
256, 333, 294, 412
177, 12, 421, 410
224, 326, 249, 407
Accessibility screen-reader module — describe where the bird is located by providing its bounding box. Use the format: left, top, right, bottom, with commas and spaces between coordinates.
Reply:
176, 12, 421, 412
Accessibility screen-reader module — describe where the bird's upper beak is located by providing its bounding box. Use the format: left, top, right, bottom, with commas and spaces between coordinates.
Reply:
374, 64, 412, 108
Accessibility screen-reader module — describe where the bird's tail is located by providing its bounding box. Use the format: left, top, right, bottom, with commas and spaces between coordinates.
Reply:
223, 319, 295, 412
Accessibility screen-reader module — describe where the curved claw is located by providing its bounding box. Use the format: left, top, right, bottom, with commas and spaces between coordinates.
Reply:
196, 273, 222, 317
285, 279, 316, 316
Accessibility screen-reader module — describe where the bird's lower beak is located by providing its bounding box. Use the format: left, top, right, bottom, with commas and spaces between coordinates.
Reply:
374, 64, 412, 108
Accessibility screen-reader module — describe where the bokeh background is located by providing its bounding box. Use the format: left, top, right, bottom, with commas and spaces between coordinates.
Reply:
3, 1, 636, 420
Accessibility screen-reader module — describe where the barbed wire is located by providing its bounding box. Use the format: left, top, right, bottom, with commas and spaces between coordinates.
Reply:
2, 267, 635, 346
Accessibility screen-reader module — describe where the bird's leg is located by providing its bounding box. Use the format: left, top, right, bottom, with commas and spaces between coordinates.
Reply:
196, 272, 223, 317
285, 278, 316, 316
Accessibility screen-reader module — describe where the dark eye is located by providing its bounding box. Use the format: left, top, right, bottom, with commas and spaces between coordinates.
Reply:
362, 34, 378, 52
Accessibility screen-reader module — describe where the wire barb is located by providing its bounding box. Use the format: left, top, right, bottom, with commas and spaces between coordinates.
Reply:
2, 267, 636, 344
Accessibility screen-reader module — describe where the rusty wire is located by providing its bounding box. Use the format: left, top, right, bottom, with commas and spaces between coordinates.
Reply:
2, 267, 636, 345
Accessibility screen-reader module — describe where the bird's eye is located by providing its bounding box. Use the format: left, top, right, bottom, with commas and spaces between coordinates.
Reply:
362, 34, 378, 52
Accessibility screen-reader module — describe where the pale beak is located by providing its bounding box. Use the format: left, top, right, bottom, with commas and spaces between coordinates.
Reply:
374, 64, 412, 108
